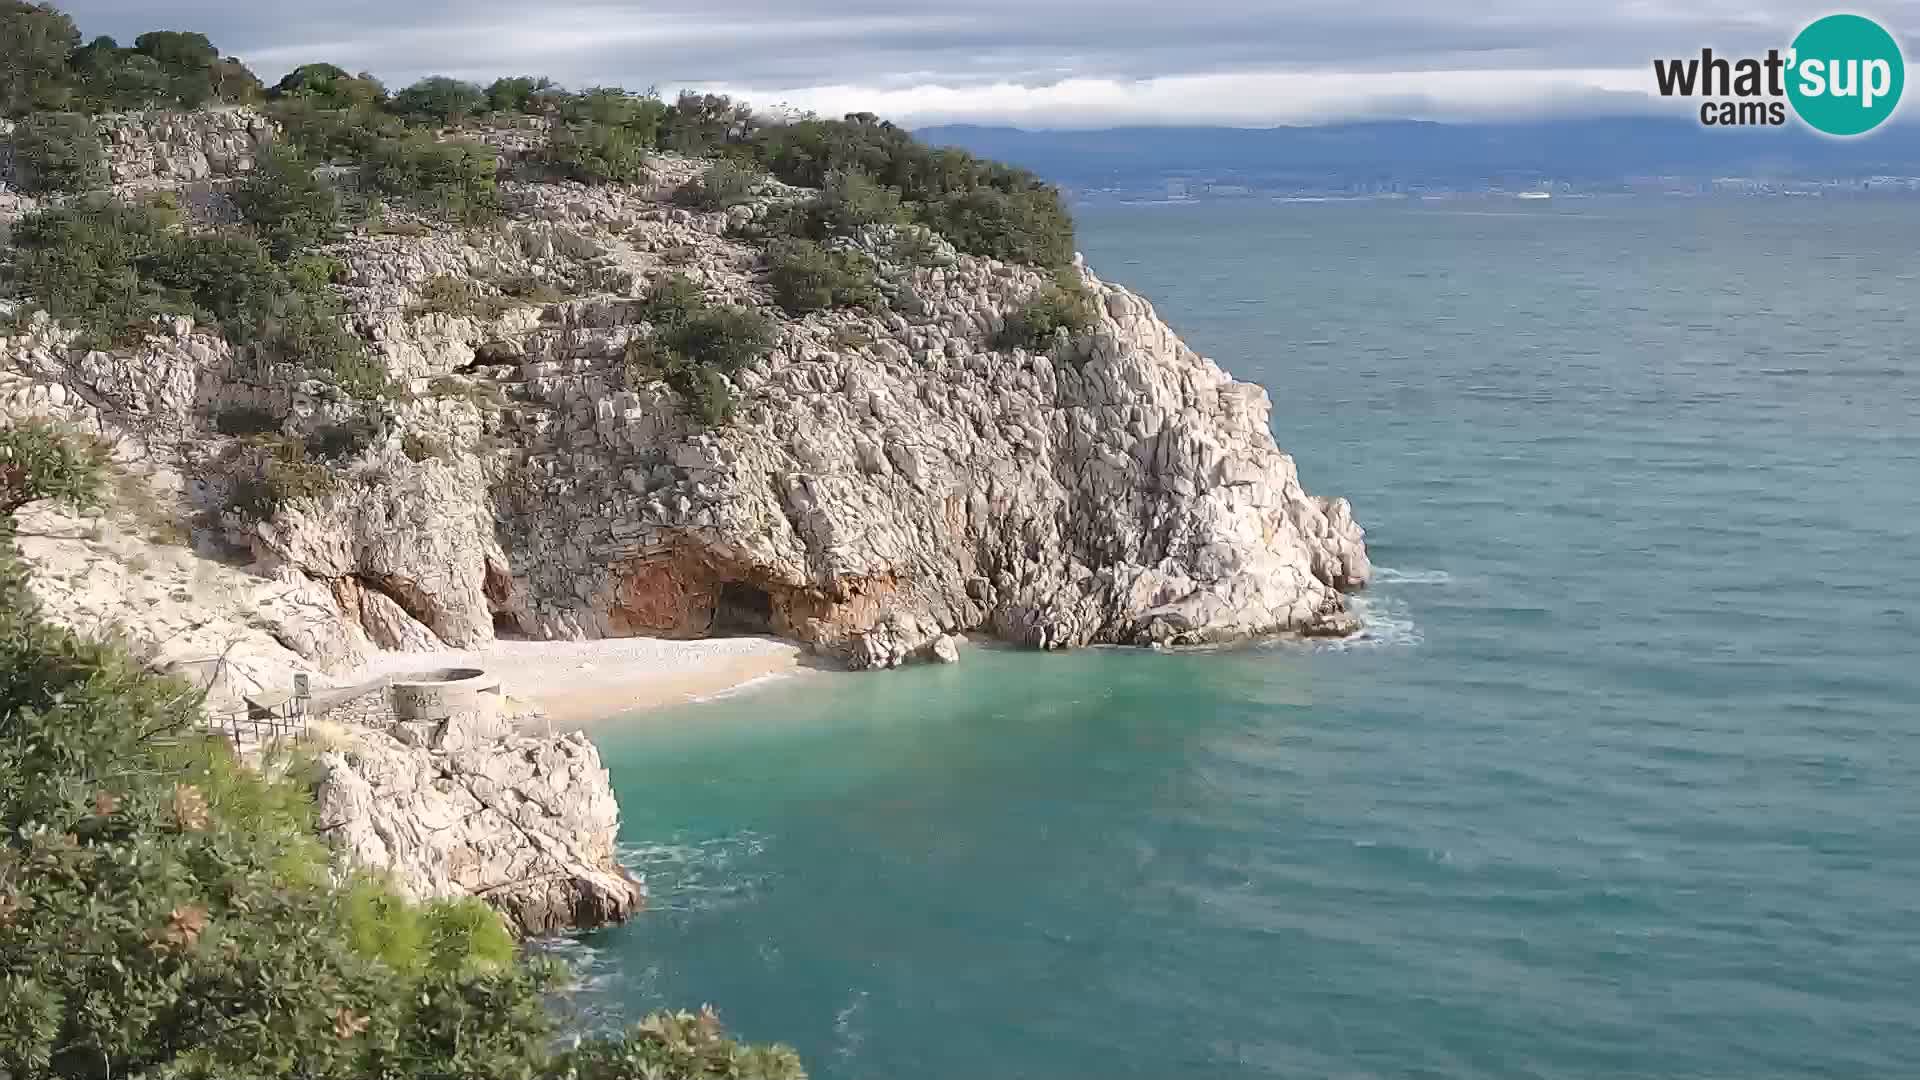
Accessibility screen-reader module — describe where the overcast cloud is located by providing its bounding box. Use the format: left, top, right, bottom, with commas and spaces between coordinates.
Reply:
48, 1, 1920, 127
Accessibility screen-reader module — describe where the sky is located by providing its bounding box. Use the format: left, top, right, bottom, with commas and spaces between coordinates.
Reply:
48, 1, 1920, 128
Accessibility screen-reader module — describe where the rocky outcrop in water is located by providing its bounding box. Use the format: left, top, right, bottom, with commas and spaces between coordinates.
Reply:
312, 719, 644, 936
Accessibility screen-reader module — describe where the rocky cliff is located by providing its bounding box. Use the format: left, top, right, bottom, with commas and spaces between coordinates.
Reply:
1, 105, 1368, 934
1, 108, 1369, 675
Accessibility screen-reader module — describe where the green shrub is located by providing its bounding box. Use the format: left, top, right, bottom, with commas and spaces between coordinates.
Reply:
0, 418, 107, 516
286, 253, 348, 293
485, 75, 554, 115
245, 287, 389, 399
304, 415, 379, 460
557, 1008, 805, 1080
925, 186, 1075, 269
227, 434, 339, 518
675, 159, 758, 210
540, 122, 648, 185
669, 304, 776, 375
11, 111, 106, 194
142, 228, 284, 326
3, 199, 174, 341
363, 135, 501, 223
557, 87, 666, 144
626, 276, 773, 426
0, 1, 80, 116
810, 168, 906, 236
268, 99, 402, 162
998, 274, 1096, 351
660, 91, 755, 156
233, 143, 340, 258
391, 76, 486, 126
640, 272, 706, 328
0, 425, 808, 1080
750, 115, 1076, 267
271, 62, 387, 109
766, 238, 882, 315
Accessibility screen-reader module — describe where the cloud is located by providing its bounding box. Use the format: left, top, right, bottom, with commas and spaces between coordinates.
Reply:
48, 0, 1920, 126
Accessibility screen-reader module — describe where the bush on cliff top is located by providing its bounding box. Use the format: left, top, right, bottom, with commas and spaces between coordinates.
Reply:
231, 142, 341, 258
363, 134, 502, 223
0, 3, 262, 117
3, 198, 388, 396
766, 237, 883, 316
626, 275, 776, 427
541, 121, 650, 185
0, 423, 807, 1080
10, 110, 106, 194
998, 272, 1097, 352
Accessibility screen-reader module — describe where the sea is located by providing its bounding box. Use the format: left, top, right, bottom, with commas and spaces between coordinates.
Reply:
564, 197, 1920, 1079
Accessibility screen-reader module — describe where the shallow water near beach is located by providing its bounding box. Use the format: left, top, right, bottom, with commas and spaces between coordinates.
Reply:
577, 199, 1920, 1078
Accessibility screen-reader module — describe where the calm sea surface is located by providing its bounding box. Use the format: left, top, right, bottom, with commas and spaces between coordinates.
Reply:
573, 199, 1920, 1078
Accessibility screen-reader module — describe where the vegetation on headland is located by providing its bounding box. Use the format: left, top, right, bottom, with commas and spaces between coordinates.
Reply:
0, 418, 807, 1077
2, 0, 1077, 427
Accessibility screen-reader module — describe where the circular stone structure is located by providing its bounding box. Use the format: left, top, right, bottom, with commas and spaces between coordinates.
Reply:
388, 668, 507, 749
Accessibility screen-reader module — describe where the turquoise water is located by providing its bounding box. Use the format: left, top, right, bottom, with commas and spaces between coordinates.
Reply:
577, 200, 1920, 1078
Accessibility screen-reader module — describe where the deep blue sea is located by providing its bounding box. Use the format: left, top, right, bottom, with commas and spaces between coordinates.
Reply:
574, 198, 1920, 1079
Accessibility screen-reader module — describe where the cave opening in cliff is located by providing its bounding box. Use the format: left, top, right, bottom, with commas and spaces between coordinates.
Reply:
712, 581, 775, 636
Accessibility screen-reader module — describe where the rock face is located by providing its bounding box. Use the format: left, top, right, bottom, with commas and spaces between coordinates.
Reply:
1, 108, 1371, 675
312, 723, 644, 936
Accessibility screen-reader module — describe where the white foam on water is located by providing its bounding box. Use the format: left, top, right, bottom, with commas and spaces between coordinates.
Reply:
1321, 593, 1424, 650
1372, 566, 1455, 586
688, 670, 793, 703
617, 833, 772, 914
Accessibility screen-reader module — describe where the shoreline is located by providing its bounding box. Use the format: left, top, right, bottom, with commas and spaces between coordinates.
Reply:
346, 635, 811, 728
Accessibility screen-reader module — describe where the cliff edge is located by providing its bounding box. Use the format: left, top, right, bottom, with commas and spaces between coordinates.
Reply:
1, 109, 1370, 676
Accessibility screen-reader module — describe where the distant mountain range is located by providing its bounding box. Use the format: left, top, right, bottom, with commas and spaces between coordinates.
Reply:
917, 117, 1920, 195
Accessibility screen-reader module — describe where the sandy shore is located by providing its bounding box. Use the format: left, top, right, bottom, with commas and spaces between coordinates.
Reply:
348, 635, 810, 727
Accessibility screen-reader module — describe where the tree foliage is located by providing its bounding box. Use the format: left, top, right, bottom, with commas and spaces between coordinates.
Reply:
9, 110, 105, 194
765, 238, 882, 315
541, 122, 648, 185
0, 419, 106, 515
0, 5, 259, 116
626, 274, 776, 426
0, 426, 806, 1079
0, 1, 81, 115
998, 272, 1097, 351
231, 143, 341, 257
3, 198, 386, 394
362, 135, 501, 223
676, 159, 759, 210
390, 76, 487, 126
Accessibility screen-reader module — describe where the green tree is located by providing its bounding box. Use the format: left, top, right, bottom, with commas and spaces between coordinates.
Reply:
541, 122, 648, 185
676, 159, 758, 210
10, 112, 107, 195
661, 90, 754, 155
558, 87, 666, 144
272, 63, 386, 110
486, 75, 554, 114
232, 143, 340, 257
364, 135, 501, 223
391, 75, 487, 125
766, 238, 882, 315
0, 420, 107, 516
0, 0, 80, 116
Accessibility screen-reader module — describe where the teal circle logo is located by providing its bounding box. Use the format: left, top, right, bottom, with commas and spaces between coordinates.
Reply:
1787, 14, 1906, 136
